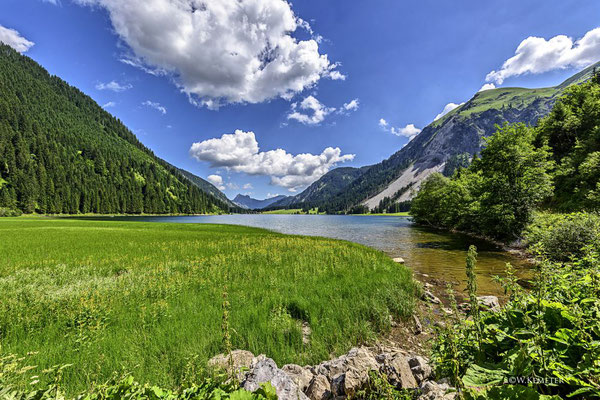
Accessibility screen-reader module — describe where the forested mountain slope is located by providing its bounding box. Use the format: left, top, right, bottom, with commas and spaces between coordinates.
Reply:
0, 44, 229, 214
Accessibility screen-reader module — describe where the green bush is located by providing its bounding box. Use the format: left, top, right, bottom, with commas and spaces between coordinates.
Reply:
431, 247, 600, 399
524, 212, 600, 261
0, 207, 22, 217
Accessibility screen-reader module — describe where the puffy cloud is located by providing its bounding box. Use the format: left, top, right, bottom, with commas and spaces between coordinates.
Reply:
379, 118, 421, 141
478, 83, 496, 92
243, 183, 254, 190
486, 27, 600, 84
0, 25, 34, 53
190, 130, 354, 191
96, 81, 132, 92
342, 98, 359, 112
390, 124, 421, 139
287, 95, 335, 125
102, 101, 116, 108
75, 0, 341, 108
329, 70, 347, 81
207, 174, 225, 190
142, 100, 167, 114
434, 102, 464, 121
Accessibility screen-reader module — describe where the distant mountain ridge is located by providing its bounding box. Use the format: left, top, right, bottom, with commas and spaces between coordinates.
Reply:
233, 194, 289, 210
268, 166, 370, 210
272, 61, 600, 213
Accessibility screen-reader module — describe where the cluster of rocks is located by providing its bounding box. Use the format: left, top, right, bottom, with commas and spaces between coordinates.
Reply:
208, 347, 457, 400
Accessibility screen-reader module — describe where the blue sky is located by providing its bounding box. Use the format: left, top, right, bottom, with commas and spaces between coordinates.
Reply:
1, 0, 600, 199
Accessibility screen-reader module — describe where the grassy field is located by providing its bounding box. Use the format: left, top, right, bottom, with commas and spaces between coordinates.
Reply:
0, 217, 416, 394
261, 208, 323, 215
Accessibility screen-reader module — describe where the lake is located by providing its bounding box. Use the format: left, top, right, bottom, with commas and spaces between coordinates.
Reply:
97, 214, 530, 295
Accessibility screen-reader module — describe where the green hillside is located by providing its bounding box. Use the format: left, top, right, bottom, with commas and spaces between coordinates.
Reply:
0, 44, 228, 214
308, 62, 600, 213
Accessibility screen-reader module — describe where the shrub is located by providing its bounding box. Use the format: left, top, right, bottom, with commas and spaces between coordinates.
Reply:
524, 212, 600, 261
431, 246, 600, 399
0, 207, 22, 217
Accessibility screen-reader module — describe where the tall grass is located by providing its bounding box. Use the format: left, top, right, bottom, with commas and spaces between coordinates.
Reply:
0, 218, 417, 395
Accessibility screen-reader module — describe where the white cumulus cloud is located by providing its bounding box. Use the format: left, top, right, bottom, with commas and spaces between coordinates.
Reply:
75, 0, 341, 108
207, 175, 225, 190
96, 81, 133, 92
478, 83, 496, 92
342, 98, 359, 112
379, 118, 421, 141
434, 102, 464, 121
287, 95, 336, 125
243, 183, 253, 190
0, 25, 34, 53
486, 27, 600, 84
102, 101, 116, 108
142, 100, 167, 115
189, 130, 354, 191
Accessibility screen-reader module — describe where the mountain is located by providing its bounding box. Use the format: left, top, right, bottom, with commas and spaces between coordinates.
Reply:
268, 166, 370, 209
0, 43, 229, 214
233, 194, 289, 210
295, 62, 600, 213
175, 167, 237, 208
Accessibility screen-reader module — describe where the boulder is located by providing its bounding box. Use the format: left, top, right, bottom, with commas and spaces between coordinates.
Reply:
207, 350, 255, 381
282, 364, 314, 392
408, 356, 432, 384
393, 257, 405, 264
243, 357, 308, 400
477, 295, 500, 312
377, 352, 418, 389
306, 374, 331, 400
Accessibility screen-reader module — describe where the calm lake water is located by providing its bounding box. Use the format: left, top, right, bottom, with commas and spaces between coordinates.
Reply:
97, 214, 530, 295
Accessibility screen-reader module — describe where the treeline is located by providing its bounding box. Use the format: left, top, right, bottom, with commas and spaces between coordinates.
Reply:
0, 44, 228, 214
411, 75, 600, 241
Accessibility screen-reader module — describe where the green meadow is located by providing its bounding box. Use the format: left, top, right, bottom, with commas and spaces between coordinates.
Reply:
0, 218, 417, 395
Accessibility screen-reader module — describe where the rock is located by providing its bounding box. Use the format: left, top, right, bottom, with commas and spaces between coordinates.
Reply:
441, 307, 453, 315
393, 257, 405, 264
408, 356, 432, 384
306, 374, 331, 400
477, 295, 500, 312
377, 352, 418, 389
421, 290, 441, 304
243, 357, 308, 400
282, 364, 314, 392
330, 373, 345, 397
418, 381, 456, 400
207, 350, 255, 381
302, 322, 312, 345
413, 315, 423, 334
424, 282, 434, 289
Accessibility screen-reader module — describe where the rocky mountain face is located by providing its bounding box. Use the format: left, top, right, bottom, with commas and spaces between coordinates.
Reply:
233, 194, 289, 210
278, 62, 600, 212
